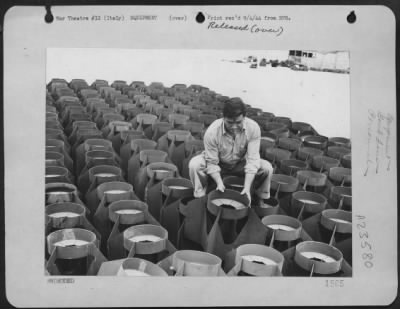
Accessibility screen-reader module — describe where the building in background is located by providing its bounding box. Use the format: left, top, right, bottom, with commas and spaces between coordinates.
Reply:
288, 50, 350, 73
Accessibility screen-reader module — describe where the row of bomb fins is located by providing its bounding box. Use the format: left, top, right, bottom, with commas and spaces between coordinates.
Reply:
46, 78, 352, 179
44, 78, 242, 276
45, 77, 352, 213
43, 78, 350, 276
45, 76, 352, 227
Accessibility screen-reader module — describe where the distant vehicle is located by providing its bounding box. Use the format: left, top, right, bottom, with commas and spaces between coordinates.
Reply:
259, 58, 267, 66
279, 61, 290, 68
291, 64, 309, 71
250, 58, 258, 68
270, 60, 279, 67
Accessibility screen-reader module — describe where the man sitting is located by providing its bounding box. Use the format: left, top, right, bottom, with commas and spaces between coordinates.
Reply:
188, 99, 273, 205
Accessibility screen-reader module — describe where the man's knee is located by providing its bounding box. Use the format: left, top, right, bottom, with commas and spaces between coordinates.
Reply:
189, 154, 206, 172
259, 159, 274, 175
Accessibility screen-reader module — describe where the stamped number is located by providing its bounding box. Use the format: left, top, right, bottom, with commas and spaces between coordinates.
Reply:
325, 279, 344, 288
356, 215, 374, 269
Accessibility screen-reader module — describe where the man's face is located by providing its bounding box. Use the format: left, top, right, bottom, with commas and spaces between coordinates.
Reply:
224, 114, 244, 135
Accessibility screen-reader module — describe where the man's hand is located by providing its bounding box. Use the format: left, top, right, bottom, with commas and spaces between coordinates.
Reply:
240, 187, 251, 207
242, 173, 256, 207
210, 172, 225, 192
216, 182, 226, 192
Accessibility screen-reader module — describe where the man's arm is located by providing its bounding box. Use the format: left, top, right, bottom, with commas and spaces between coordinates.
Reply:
243, 173, 256, 192
209, 172, 225, 192
203, 128, 225, 191
244, 123, 261, 175
241, 122, 262, 204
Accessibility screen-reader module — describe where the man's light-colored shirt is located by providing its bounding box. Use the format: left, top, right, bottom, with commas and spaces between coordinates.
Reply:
203, 117, 261, 175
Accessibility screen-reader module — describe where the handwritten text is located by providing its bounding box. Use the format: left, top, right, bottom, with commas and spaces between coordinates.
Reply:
207, 21, 284, 36
364, 109, 394, 176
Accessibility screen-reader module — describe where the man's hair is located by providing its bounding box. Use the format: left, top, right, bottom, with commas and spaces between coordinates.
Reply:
222, 99, 247, 118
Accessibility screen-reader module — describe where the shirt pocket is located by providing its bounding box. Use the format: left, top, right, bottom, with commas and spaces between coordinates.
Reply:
237, 143, 247, 158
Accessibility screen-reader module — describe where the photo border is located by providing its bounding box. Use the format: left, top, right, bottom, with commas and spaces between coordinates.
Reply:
3, 4, 398, 307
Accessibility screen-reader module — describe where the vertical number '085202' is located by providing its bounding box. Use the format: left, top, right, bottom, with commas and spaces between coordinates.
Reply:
356, 215, 374, 269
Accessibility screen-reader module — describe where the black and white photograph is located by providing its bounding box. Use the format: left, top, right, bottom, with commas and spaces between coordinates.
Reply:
3, 5, 397, 307
45, 48, 352, 277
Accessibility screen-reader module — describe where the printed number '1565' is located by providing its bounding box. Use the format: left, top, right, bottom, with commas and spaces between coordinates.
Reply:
326, 280, 344, 288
